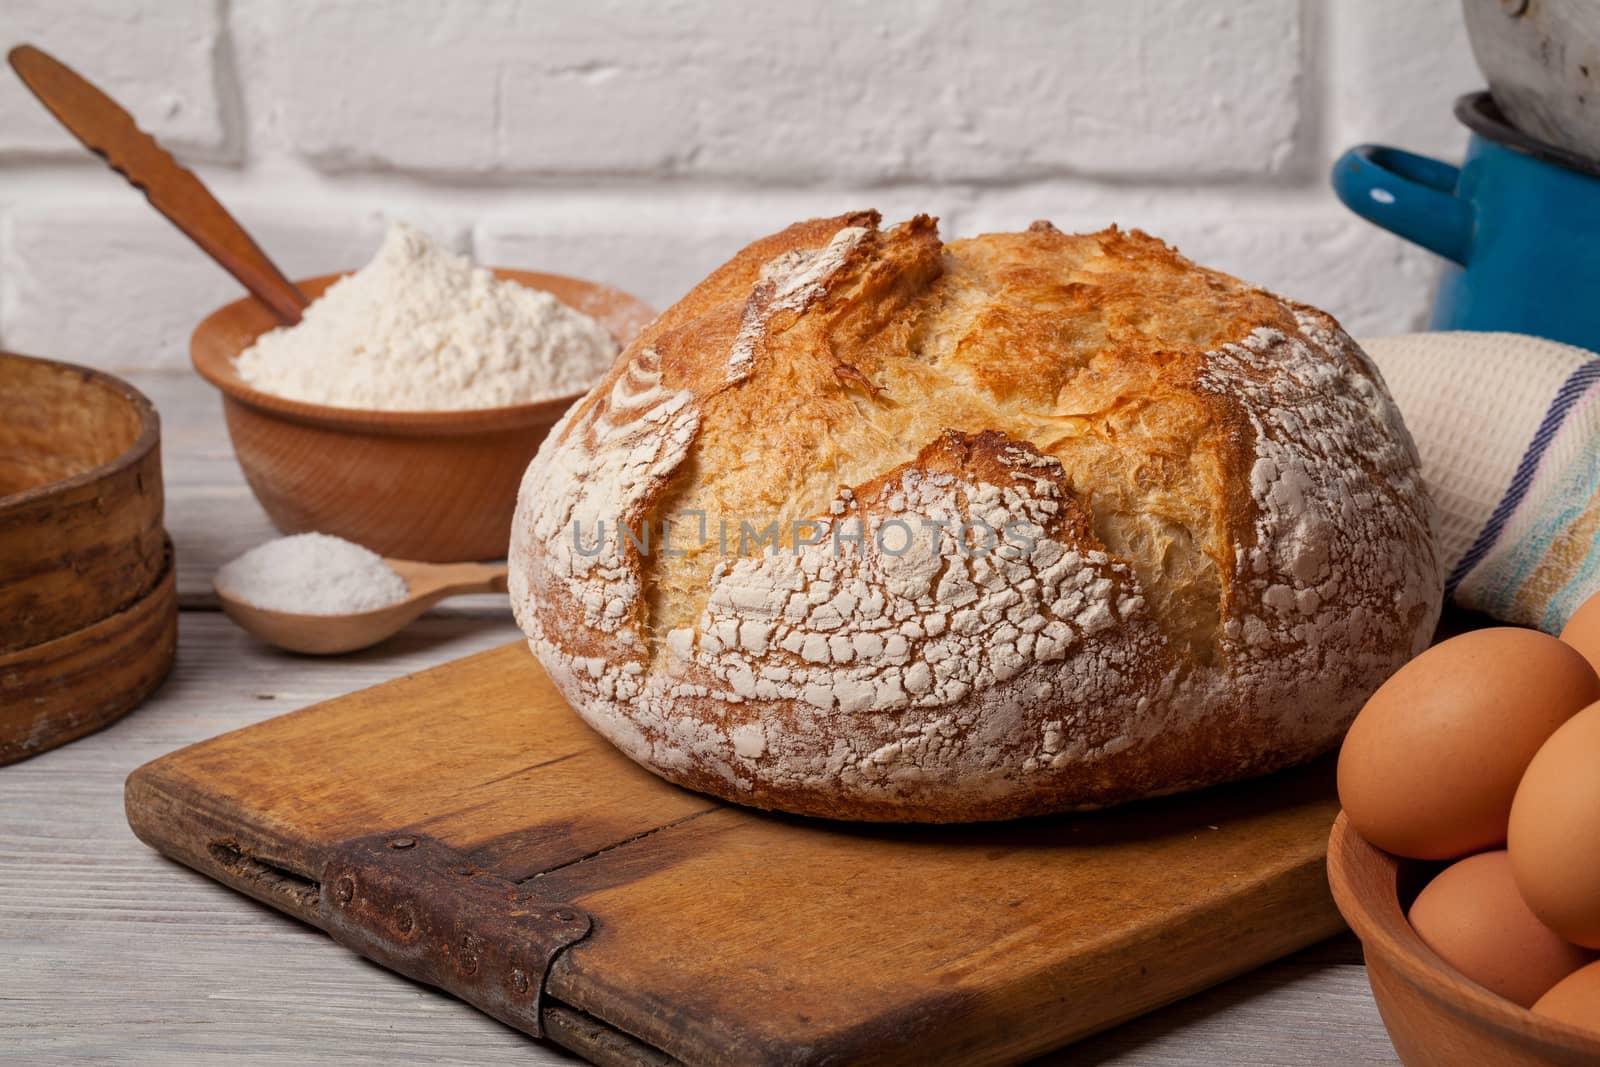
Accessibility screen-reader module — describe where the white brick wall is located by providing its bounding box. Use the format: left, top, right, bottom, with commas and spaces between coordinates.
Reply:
0, 0, 1483, 373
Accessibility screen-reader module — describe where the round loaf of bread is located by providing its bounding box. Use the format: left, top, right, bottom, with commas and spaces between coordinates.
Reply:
509, 212, 1442, 822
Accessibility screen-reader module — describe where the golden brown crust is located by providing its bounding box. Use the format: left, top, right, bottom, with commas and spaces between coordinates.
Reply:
510, 213, 1442, 822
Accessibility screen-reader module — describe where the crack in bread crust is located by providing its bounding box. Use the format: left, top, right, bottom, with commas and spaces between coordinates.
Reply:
509, 213, 1442, 822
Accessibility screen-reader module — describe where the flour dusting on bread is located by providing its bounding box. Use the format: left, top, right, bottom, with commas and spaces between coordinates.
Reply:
728, 224, 869, 383
508, 343, 696, 644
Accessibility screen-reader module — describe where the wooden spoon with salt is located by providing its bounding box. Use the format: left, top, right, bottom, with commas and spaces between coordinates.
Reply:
216, 559, 509, 655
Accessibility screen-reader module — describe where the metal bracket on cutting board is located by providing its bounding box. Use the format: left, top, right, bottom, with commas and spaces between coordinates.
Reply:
317, 832, 594, 1039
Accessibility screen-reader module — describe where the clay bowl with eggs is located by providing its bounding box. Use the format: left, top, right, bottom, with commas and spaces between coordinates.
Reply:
0, 351, 176, 764
191, 270, 654, 562
1328, 814, 1600, 1067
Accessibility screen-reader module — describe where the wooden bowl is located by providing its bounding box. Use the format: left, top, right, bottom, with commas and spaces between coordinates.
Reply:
1327, 813, 1600, 1066
1, 537, 176, 765
0, 352, 165, 654
190, 270, 654, 562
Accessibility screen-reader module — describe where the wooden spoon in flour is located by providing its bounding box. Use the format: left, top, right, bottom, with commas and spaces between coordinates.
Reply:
8, 44, 309, 325
216, 559, 509, 655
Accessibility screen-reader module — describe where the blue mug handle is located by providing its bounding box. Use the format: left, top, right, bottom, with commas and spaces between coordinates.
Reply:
1332, 145, 1474, 265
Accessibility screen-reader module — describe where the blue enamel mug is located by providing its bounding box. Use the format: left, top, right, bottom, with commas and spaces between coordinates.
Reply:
1333, 92, 1600, 353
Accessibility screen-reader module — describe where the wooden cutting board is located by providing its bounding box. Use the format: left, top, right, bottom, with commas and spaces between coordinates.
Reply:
125, 640, 1345, 1066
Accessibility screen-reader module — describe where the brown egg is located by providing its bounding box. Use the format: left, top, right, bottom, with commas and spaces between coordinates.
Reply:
1510, 702, 1600, 949
1408, 851, 1592, 1007
1559, 589, 1600, 677
1338, 627, 1600, 860
1532, 960, 1600, 1034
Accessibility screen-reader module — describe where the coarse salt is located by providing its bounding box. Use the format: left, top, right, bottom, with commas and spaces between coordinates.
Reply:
215, 533, 408, 616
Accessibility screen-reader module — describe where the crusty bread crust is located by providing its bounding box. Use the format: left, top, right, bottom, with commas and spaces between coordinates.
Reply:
509, 212, 1441, 822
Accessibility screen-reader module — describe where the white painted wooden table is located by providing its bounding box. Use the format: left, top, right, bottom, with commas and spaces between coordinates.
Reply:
0, 370, 1402, 1065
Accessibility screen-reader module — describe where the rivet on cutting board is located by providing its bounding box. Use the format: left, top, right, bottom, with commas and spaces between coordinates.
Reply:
394, 905, 415, 934
554, 908, 577, 922
388, 836, 416, 850
509, 969, 529, 994
334, 876, 354, 905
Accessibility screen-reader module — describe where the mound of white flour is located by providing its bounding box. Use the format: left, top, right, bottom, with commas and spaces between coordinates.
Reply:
234, 223, 618, 411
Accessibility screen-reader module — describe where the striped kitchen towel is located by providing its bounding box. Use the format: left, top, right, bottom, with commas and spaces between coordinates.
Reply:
1361, 331, 1600, 633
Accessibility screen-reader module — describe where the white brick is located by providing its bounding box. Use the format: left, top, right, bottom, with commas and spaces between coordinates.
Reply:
474, 191, 970, 313
1331, 0, 1481, 162
893, 0, 1306, 180
963, 191, 1439, 338
244, 0, 678, 173
261, 0, 1304, 181
0, 0, 230, 156
0, 196, 450, 372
